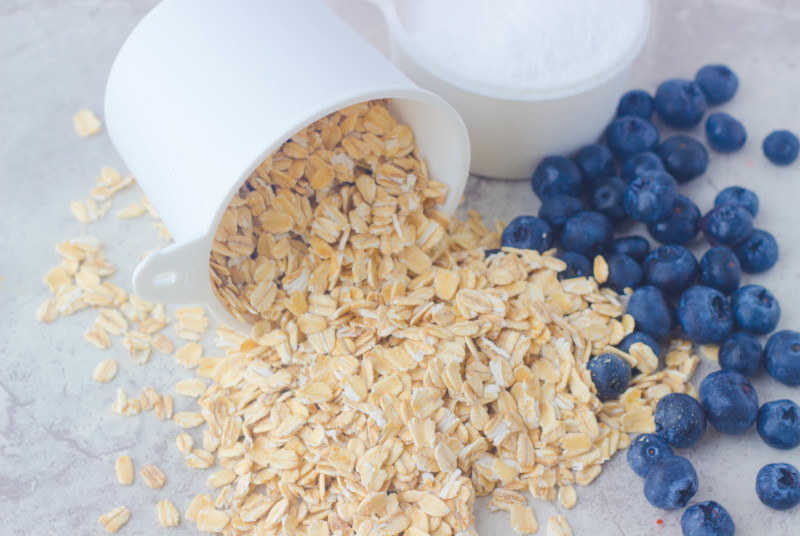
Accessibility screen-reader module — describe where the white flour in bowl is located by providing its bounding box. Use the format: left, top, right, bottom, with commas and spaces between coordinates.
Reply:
399, 0, 647, 93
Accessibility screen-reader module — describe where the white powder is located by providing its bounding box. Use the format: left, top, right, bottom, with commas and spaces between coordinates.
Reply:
399, 0, 647, 94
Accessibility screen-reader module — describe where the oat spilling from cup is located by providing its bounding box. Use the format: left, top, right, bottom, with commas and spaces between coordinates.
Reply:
192, 100, 699, 535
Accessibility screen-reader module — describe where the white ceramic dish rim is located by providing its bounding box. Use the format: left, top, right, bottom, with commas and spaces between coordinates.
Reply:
373, 0, 652, 102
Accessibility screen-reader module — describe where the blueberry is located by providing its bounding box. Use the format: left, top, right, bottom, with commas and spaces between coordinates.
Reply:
732, 229, 779, 273
560, 211, 614, 259
705, 112, 747, 153
604, 254, 643, 293
701, 205, 753, 247
657, 135, 709, 184
643, 245, 698, 296
700, 369, 759, 435
627, 286, 676, 341
587, 353, 632, 401
731, 285, 781, 335
617, 89, 654, 120
756, 463, 800, 511
763, 130, 800, 166
647, 194, 701, 245
655, 392, 707, 448
624, 171, 679, 223
555, 251, 592, 279
627, 433, 674, 478
699, 246, 741, 295
618, 331, 661, 358
680, 501, 736, 536
613, 236, 650, 263
589, 177, 628, 223
620, 151, 665, 184
575, 144, 616, 189
719, 332, 763, 377
757, 400, 800, 450
538, 194, 584, 233
531, 156, 584, 201
764, 330, 800, 386
500, 216, 554, 252
715, 186, 759, 217
654, 79, 708, 129
484, 248, 501, 258
695, 64, 739, 105
678, 286, 734, 344
605, 116, 660, 160
644, 456, 699, 510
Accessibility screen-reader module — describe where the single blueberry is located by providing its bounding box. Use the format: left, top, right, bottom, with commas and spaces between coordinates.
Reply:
678, 286, 734, 344
731, 285, 781, 335
555, 251, 592, 280
700, 369, 759, 435
538, 194, 584, 233
715, 186, 759, 217
484, 248, 501, 258
657, 135, 709, 184
757, 400, 800, 450
624, 170, 679, 223
699, 246, 741, 295
655, 392, 707, 448
654, 79, 708, 129
617, 89, 654, 119
589, 177, 628, 223
705, 112, 747, 153
647, 194, 701, 245
763, 130, 800, 166
644, 456, 699, 510
560, 211, 614, 259
620, 151, 665, 184
643, 245, 699, 296
587, 353, 632, 401
604, 254, 643, 293
701, 205, 753, 247
613, 236, 650, 263
764, 330, 800, 386
680, 501, 736, 536
627, 286, 676, 341
500, 216, 554, 252
531, 156, 584, 201
756, 463, 800, 511
619, 331, 661, 358
733, 229, 779, 273
575, 144, 616, 189
627, 433, 674, 478
606, 116, 660, 160
695, 64, 739, 105
719, 332, 763, 377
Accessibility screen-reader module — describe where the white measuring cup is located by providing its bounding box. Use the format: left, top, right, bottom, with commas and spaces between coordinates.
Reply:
105, 0, 470, 333
371, 0, 651, 179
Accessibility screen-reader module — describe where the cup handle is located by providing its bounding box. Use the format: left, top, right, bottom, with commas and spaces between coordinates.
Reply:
132, 235, 210, 304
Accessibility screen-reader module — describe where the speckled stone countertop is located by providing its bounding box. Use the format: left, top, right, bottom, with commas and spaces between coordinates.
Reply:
1, 0, 798, 534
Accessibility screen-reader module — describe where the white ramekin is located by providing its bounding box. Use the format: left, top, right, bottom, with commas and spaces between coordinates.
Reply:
374, 0, 651, 179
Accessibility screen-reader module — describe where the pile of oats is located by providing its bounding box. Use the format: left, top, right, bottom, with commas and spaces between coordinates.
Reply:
43, 102, 702, 535
192, 100, 699, 535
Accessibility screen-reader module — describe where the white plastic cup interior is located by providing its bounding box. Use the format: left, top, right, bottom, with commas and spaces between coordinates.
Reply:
104, 0, 470, 334
372, 0, 651, 179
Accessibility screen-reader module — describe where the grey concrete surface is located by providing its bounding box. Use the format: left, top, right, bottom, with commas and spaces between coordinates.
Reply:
1, 0, 798, 534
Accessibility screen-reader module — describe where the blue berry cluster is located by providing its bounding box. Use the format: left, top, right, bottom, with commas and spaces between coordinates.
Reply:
500, 63, 800, 529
